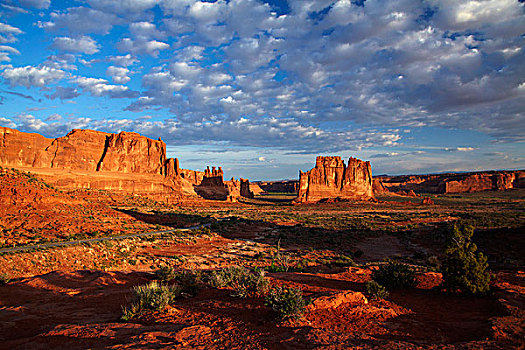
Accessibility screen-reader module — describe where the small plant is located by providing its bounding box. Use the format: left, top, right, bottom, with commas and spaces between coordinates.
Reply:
365, 281, 389, 300
0, 273, 10, 285
232, 269, 269, 298
265, 286, 308, 320
121, 281, 179, 321
372, 261, 417, 289
173, 270, 202, 296
155, 265, 177, 282
441, 224, 490, 295
328, 254, 356, 268
207, 267, 268, 298
207, 266, 247, 288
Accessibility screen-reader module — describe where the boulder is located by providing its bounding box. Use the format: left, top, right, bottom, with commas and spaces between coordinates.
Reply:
306, 290, 368, 311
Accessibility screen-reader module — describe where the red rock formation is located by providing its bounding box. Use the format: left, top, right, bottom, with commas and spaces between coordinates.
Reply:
422, 197, 434, 205
249, 182, 265, 195
195, 166, 229, 200
240, 178, 254, 198
257, 180, 299, 193
376, 170, 525, 194
98, 132, 166, 174
0, 127, 246, 202
0, 127, 53, 168
295, 156, 373, 203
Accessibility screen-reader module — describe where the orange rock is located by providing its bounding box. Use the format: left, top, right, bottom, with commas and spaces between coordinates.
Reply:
306, 290, 368, 311
422, 197, 434, 205
295, 156, 373, 203
0, 127, 244, 202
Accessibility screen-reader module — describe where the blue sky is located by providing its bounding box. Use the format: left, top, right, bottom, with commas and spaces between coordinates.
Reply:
0, 0, 524, 180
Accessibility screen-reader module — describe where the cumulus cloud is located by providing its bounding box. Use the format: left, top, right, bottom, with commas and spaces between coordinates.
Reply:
2, 0, 525, 172
1, 65, 65, 88
73, 76, 139, 98
38, 7, 120, 35
108, 54, 139, 67
107, 66, 131, 84
52, 36, 100, 54
117, 37, 169, 57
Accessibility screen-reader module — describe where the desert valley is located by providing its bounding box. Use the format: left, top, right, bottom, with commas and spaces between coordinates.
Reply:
0, 127, 523, 349
1, 0, 524, 349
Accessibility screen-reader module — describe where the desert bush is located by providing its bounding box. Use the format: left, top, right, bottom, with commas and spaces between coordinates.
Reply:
441, 224, 490, 295
372, 261, 417, 289
121, 281, 179, 321
232, 269, 269, 298
207, 267, 269, 298
264, 286, 308, 320
0, 273, 10, 285
365, 281, 389, 300
328, 254, 356, 268
207, 266, 247, 288
155, 265, 177, 282
173, 270, 202, 296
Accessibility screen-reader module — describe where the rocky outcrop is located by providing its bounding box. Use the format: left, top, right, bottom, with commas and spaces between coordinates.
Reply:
0, 127, 253, 202
421, 197, 434, 205
295, 156, 373, 203
375, 170, 525, 195
257, 180, 299, 193
240, 178, 254, 198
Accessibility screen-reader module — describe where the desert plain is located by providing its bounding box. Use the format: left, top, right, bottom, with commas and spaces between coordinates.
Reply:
0, 127, 523, 350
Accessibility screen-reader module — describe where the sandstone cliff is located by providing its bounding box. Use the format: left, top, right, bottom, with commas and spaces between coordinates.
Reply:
257, 180, 299, 193
295, 156, 373, 203
375, 170, 525, 195
0, 127, 253, 202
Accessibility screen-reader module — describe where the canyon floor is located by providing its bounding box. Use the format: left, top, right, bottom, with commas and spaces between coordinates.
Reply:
0, 168, 524, 349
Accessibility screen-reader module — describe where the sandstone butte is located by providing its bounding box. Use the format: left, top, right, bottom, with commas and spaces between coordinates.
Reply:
295, 156, 374, 203
0, 127, 254, 203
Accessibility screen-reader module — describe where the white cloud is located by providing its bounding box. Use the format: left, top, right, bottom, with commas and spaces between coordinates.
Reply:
107, 66, 131, 84
0, 23, 22, 35
0, 22, 23, 44
52, 36, 100, 55
73, 76, 138, 98
39, 7, 120, 35
117, 37, 169, 57
1, 65, 65, 88
108, 54, 139, 67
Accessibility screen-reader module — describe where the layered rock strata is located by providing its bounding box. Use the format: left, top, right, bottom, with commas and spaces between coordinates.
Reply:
375, 170, 525, 194
295, 156, 373, 203
0, 127, 252, 202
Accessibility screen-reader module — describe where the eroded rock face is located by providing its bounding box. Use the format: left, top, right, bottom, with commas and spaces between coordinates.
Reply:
0, 127, 247, 202
375, 170, 525, 195
240, 178, 254, 198
296, 156, 373, 203
98, 132, 166, 174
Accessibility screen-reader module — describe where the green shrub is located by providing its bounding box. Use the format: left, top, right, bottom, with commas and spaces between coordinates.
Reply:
121, 281, 179, 321
365, 281, 389, 300
155, 265, 177, 282
0, 273, 10, 285
265, 286, 308, 320
173, 270, 202, 296
207, 266, 247, 288
207, 267, 268, 298
372, 261, 417, 289
232, 269, 269, 298
441, 224, 490, 295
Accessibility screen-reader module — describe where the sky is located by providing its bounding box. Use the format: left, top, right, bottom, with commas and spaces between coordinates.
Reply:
0, 0, 524, 181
